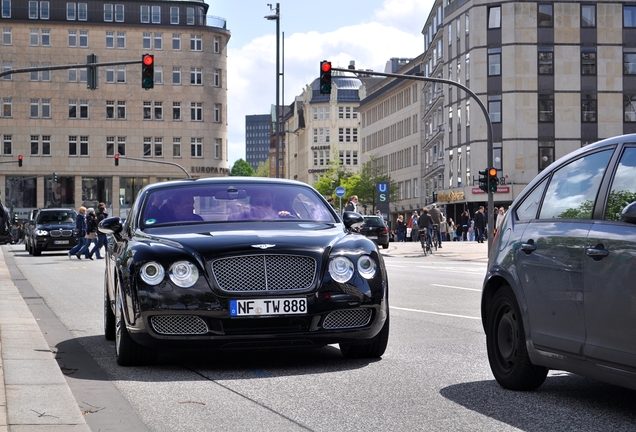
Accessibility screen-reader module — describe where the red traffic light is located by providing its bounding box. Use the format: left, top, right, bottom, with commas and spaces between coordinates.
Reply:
321, 61, 332, 73
114, 154, 119, 166
143, 54, 154, 66
18, 154, 23, 167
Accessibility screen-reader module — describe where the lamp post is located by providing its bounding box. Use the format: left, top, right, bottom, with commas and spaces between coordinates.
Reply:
265, 3, 281, 178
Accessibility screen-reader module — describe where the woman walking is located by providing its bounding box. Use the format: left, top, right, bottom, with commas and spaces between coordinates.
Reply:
68, 206, 87, 259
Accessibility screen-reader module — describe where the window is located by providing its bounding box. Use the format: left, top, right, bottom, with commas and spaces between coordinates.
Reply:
115, 4, 124, 22
151, 5, 160, 23
68, 29, 76, 47
488, 95, 502, 123
154, 102, 162, 120
106, 136, 115, 155
3, 135, 12, 155
68, 69, 77, 82
539, 150, 612, 219
30, 62, 39, 80
173, 102, 181, 120
488, 48, 501, 76
79, 99, 88, 118
116, 31, 125, 49
42, 135, 50, 155
624, 95, 636, 122
143, 101, 151, 120
214, 36, 220, 53
191, 34, 202, 51
214, 104, 221, 122
106, 31, 114, 48
581, 94, 597, 123
172, 66, 181, 84
190, 67, 202, 85
538, 47, 553, 75
2, 28, 11, 45
106, 100, 115, 119
488, 6, 501, 29
79, 136, 89, 156
581, 4, 595, 28
624, 5, 636, 28
190, 102, 203, 121
170, 7, 179, 24
140, 5, 149, 23
172, 33, 180, 50
173, 137, 181, 157
154, 137, 163, 157
31, 135, 39, 155
624, 51, 636, 75
42, 99, 50, 118
191, 137, 202, 157
29, 1, 37, 19
538, 4, 553, 27
142, 32, 151, 49
30, 99, 39, 118
213, 69, 221, 87
68, 135, 77, 155
79, 30, 87, 47
154, 32, 162, 49
154, 66, 162, 84
215, 138, 221, 159
106, 100, 125, 119
40, 1, 49, 19
465, 53, 470, 81
539, 94, 554, 122
582, 48, 596, 75
2, 0, 10, 18
605, 148, 636, 220
105, 66, 114, 82
116, 65, 125, 82
538, 141, 554, 172
2, 61, 11, 80
104, 4, 112, 21
41, 28, 49, 45
67, 2, 75, 20
187, 7, 194, 25
78, 3, 86, 20
117, 100, 126, 119
2, 98, 11, 117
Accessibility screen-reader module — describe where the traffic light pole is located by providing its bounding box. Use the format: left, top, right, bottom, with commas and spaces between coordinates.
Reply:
115, 155, 192, 179
0, 58, 143, 79
330, 66, 495, 254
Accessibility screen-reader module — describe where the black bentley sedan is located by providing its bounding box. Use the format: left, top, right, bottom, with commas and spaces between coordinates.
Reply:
99, 178, 389, 366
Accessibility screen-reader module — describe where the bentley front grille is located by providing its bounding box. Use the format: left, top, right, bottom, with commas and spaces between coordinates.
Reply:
323, 309, 372, 329
150, 315, 209, 335
211, 254, 316, 292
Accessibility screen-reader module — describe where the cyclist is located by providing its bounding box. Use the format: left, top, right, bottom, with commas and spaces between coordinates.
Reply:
418, 208, 434, 252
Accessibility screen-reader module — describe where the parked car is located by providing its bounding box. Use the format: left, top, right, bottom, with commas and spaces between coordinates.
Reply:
0, 198, 12, 245
99, 178, 389, 366
482, 134, 636, 391
360, 216, 390, 249
25, 208, 78, 256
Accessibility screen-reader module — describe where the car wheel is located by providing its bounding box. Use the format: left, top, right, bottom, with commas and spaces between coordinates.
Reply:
486, 286, 548, 390
381, 243, 388, 249
115, 287, 157, 366
104, 270, 116, 341
33, 245, 42, 256
340, 312, 389, 359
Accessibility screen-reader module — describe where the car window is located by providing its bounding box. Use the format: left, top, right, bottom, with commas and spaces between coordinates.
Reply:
538, 149, 612, 220
363, 217, 384, 227
37, 211, 75, 224
604, 146, 636, 221
516, 178, 548, 221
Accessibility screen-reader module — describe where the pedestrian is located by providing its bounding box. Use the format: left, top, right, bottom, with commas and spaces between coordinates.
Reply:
88, 204, 108, 259
439, 215, 448, 243
460, 211, 470, 241
395, 215, 406, 242
447, 217, 457, 241
68, 206, 88, 260
418, 208, 434, 247
327, 197, 335, 207
495, 207, 505, 234
16, 223, 24, 244
473, 206, 486, 243
83, 208, 98, 259
428, 204, 443, 248
409, 211, 419, 242
344, 195, 358, 213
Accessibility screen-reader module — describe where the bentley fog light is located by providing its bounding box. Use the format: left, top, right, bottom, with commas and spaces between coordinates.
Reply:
329, 256, 354, 283
140, 262, 165, 285
357, 255, 377, 279
169, 261, 199, 288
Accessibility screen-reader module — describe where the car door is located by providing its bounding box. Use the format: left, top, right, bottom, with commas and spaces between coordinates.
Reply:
583, 145, 636, 367
517, 148, 613, 355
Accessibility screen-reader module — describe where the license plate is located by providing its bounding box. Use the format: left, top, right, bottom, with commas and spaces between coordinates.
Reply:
54, 240, 69, 245
230, 298, 307, 317
368, 236, 378, 240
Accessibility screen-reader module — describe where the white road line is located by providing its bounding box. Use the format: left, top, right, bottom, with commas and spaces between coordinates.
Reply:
390, 306, 480, 320
431, 283, 481, 292
384, 263, 407, 268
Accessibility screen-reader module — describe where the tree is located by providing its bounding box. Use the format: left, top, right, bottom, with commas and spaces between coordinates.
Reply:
313, 161, 353, 198
354, 154, 399, 213
229, 159, 254, 177
254, 160, 270, 178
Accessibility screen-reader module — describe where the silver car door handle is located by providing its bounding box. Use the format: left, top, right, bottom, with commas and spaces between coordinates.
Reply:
586, 244, 609, 261
520, 240, 536, 254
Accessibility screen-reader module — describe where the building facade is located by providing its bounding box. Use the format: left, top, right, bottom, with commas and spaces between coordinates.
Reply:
245, 113, 270, 171
0, 0, 229, 220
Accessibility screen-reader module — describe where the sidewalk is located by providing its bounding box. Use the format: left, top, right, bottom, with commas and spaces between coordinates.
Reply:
0, 246, 89, 431
379, 237, 490, 262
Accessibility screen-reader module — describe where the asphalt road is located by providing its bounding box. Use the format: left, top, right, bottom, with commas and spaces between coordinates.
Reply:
4, 244, 636, 432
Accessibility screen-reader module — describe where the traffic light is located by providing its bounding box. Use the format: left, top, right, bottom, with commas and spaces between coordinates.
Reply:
319, 60, 332, 95
52, 172, 57, 182
141, 54, 154, 89
18, 155, 23, 167
478, 169, 488, 192
114, 154, 119, 166
488, 167, 499, 192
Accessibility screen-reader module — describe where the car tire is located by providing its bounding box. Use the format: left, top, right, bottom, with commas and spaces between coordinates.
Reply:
381, 243, 388, 249
33, 245, 42, 256
115, 287, 157, 366
486, 286, 548, 390
104, 270, 116, 341
340, 311, 389, 359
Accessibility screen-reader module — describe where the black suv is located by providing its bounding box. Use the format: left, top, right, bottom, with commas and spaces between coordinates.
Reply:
360, 216, 389, 249
25, 208, 77, 256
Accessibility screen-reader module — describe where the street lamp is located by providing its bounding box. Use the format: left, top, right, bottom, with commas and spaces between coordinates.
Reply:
265, 3, 281, 178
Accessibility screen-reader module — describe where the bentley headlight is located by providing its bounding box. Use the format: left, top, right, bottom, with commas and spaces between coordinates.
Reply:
357, 255, 377, 279
35, 229, 48, 236
328, 256, 354, 283
169, 261, 199, 288
140, 262, 165, 285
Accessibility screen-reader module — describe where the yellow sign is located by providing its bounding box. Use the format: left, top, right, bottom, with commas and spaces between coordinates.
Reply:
437, 191, 465, 203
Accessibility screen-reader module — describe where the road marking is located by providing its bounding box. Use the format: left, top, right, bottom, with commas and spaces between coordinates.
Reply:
431, 283, 481, 292
384, 263, 407, 268
390, 306, 480, 320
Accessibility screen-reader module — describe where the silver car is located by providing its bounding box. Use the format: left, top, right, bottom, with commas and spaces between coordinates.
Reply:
482, 134, 636, 391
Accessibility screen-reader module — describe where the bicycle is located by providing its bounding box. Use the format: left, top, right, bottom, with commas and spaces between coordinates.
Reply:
419, 229, 433, 256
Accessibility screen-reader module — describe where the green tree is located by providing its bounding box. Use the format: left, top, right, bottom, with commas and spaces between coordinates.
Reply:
229, 159, 254, 177
605, 190, 636, 221
254, 160, 270, 178
353, 154, 399, 213
313, 162, 353, 198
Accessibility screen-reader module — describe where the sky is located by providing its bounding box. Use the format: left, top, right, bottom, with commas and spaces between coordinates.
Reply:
206, 0, 435, 168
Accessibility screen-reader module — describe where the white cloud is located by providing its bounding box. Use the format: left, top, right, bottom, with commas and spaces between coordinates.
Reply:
226, 1, 432, 168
